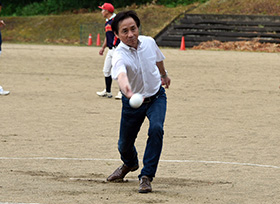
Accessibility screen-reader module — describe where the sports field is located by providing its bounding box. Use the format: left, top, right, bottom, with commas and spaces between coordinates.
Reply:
0, 44, 279, 204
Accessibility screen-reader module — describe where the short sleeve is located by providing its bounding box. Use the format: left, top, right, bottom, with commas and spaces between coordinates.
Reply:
152, 38, 165, 62
112, 52, 127, 80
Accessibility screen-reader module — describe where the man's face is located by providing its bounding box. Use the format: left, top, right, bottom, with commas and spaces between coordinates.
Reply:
101, 9, 110, 18
115, 17, 139, 49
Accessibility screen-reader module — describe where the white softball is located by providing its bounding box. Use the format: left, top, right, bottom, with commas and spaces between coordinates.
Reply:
129, 93, 143, 108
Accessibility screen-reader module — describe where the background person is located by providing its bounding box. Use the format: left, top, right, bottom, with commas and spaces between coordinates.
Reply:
96, 3, 121, 99
107, 10, 171, 193
0, 1, 10, 96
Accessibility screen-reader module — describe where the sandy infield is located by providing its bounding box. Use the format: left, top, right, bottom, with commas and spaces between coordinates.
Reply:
0, 44, 279, 204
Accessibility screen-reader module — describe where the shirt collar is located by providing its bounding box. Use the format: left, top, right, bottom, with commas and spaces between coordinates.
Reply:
119, 37, 142, 51
106, 13, 116, 22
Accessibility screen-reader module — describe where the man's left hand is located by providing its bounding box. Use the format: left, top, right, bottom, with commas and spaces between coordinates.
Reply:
161, 76, 171, 88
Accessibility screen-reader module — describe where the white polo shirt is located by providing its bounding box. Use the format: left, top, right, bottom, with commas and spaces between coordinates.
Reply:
112, 35, 165, 98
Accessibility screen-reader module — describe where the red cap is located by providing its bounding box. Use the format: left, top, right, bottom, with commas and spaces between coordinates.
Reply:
98, 3, 114, 13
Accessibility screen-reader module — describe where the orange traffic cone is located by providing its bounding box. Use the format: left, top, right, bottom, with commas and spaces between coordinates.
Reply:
180, 36, 186, 50
88, 34, 92, 46
96, 33, 101, 46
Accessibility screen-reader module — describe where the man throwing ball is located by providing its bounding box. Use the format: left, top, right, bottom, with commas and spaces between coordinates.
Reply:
107, 10, 171, 193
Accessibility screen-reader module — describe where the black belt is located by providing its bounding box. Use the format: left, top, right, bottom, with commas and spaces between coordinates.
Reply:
143, 87, 161, 103
108, 46, 116, 50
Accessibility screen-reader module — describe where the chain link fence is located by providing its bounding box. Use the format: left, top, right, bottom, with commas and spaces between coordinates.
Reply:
80, 23, 142, 46
80, 22, 105, 46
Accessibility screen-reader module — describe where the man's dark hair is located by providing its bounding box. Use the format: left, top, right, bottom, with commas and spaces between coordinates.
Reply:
112, 10, 140, 35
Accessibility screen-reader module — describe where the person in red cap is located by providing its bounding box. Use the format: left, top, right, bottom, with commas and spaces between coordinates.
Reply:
96, 3, 121, 99
0, 1, 10, 95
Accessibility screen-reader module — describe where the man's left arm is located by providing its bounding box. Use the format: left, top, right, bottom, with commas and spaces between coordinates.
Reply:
156, 61, 171, 89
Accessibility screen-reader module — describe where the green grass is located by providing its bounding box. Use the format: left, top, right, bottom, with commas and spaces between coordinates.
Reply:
190, 0, 280, 15
1, 4, 191, 45
1, 0, 280, 45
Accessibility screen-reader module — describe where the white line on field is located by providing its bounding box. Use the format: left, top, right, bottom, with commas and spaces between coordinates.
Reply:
0, 157, 279, 169
0, 203, 40, 204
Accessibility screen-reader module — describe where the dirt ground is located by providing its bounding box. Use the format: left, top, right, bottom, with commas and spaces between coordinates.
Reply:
0, 43, 279, 204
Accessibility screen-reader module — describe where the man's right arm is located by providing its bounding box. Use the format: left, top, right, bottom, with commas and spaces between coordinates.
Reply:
117, 72, 133, 98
